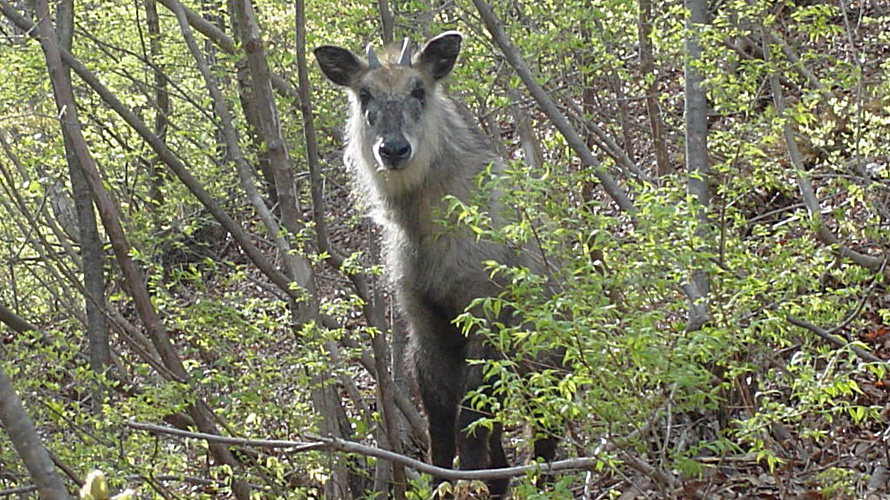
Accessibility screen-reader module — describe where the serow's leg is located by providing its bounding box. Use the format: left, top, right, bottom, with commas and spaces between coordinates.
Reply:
416, 350, 462, 492
531, 424, 559, 490
457, 357, 510, 499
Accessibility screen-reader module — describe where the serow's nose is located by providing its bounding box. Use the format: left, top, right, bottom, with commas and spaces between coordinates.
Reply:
378, 138, 411, 168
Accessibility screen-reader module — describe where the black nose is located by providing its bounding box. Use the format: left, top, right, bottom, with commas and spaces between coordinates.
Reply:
378, 138, 411, 167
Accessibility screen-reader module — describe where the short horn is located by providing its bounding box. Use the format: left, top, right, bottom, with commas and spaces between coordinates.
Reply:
397, 37, 411, 66
366, 44, 381, 69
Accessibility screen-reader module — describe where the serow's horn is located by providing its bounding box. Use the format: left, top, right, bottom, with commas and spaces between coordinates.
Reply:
366, 44, 381, 69
397, 38, 411, 66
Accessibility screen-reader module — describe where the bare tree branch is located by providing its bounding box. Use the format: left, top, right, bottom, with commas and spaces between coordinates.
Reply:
471, 0, 635, 213
0, 364, 72, 499
786, 316, 883, 364
0, 302, 37, 334
128, 420, 607, 482
142, 0, 169, 210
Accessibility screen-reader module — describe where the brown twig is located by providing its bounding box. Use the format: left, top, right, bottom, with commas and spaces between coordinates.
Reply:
786, 316, 883, 364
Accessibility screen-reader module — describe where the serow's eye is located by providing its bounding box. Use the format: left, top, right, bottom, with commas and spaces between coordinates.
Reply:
411, 84, 425, 102
359, 88, 372, 107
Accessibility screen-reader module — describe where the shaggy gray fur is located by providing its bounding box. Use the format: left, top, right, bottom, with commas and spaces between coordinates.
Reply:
315, 32, 550, 497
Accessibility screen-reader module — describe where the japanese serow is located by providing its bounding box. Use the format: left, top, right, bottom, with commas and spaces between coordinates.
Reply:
315, 32, 555, 497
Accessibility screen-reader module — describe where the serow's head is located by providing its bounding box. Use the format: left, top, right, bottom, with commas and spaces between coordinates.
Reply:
314, 32, 462, 172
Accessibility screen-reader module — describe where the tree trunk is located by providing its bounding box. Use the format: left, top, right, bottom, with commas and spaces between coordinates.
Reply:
232, 0, 318, 323
144, 0, 169, 209
377, 0, 393, 44
683, 0, 711, 331
638, 0, 670, 176
55, 0, 111, 413
229, 0, 278, 209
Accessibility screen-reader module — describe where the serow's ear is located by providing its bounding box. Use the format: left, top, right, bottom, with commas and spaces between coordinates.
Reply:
417, 31, 462, 80
314, 46, 365, 86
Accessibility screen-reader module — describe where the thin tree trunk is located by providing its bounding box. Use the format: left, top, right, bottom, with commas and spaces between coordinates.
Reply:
638, 0, 669, 176
683, 0, 711, 331
201, 0, 226, 162
235, 65, 279, 208
144, 0, 169, 208
0, 362, 73, 500
229, 0, 278, 209
55, 0, 110, 413
232, 0, 318, 323
377, 0, 394, 44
